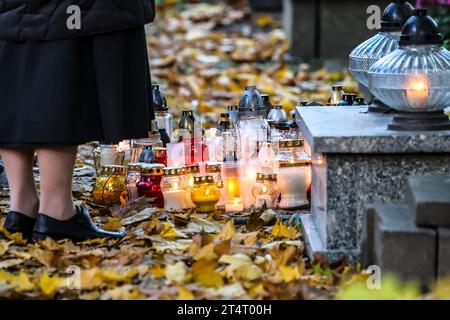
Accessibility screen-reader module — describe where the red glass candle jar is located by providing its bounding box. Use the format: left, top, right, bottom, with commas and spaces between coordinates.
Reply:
136, 164, 165, 208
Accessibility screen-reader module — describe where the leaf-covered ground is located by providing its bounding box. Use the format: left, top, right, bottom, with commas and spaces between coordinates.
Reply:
1, 1, 449, 300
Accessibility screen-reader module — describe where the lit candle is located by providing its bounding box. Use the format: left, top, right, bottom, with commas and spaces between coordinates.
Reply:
239, 164, 257, 210
221, 162, 244, 213
163, 190, 187, 211
406, 73, 429, 110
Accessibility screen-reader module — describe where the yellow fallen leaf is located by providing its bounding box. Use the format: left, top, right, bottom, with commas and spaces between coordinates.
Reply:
192, 259, 223, 288
279, 265, 301, 283
216, 220, 236, 241
159, 222, 187, 239
244, 235, 257, 247
0, 270, 15, 283
40, 273, 66, 297
0, 240, 10, 256
256, 15, 275, 28
166, 261, 187, 284
271, 220, 299, 239
193, 243, 217, 261
12, 271, 34, 292
28, 246, 54, 268
219, 254, 263, 281
96, 268, 137, 283
149, 265, 166, 279
178, 286, 195, 300
102, 218, 123, 232
0, 226, 27, 245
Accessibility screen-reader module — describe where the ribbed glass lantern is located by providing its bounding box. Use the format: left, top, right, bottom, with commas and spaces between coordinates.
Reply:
368, 9, 450, 131
349, 1, 414, 111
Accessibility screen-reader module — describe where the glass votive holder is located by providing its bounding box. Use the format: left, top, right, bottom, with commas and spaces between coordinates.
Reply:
252, 173, 280, 209
93, 165, 127, 206
206, 162, 224, 207
221, 162, 244, 212
93, 144, 125, 176
191, 175, 221, 213
136, 164, 165, 208
126, 163, 143, 203
277, 160, 311, 210
184, 164, 201, 209
131, 140, 155, 163
167, 142, 186, 167
239, 161, 258, 210
161, 167, 188, 212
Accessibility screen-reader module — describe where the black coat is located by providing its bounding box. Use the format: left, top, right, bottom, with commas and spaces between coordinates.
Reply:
0, 0, 156, 40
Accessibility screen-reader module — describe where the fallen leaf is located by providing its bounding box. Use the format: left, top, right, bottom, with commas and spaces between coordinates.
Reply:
177, 286, 195, 300
166, 261, 187, 284
191, 259, 223, 288
216, 220, 236, 241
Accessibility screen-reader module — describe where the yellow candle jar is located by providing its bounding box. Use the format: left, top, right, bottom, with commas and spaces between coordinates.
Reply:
191, 175, 221, 213
93, 165, 127, 206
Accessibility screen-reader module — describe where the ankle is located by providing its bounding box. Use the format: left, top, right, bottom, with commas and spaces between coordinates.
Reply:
39, 200, 75, 221
10, 197, 39, 218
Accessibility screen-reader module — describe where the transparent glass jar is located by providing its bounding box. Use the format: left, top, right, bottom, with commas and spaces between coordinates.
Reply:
273, 139, 308, 169
126, 163, 143, 203
93, 165, 127, 206
131, 140, 156, 163
191, 175, 221, 213
252, 173, 280, 209
161, 167, 188, 212
257, 142, 275, 174
136, 164, 165, 208
328, 85, 345, 106
238, 116, 269, 162
93, 144, 125, 176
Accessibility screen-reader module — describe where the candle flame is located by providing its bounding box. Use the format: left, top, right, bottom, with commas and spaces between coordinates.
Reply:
406, 73, 429, 110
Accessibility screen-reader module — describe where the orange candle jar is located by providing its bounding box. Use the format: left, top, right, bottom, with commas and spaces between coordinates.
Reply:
93, 165, 127, 206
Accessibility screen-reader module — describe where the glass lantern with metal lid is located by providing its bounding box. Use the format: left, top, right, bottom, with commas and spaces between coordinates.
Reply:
237, 86, 270, 163
93, 165, 127, 206
136, 164, 165, 208
252, 173, 280, 209
152, 83, 174, 139
190, 175, 221, 214
349, 0, 415, 112
368, 9, 450, 131
184, 164, 201, 209
161, 166, 188, 212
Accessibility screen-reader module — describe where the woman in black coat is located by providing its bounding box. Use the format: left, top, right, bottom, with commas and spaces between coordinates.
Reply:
0, 0, 156, 241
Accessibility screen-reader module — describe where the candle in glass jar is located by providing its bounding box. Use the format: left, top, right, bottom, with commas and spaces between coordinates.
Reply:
190, 175, 221, 213
161, 167, 188, 212
239, 163, 257, 210
277, 160, 311, 210
221, 162, 244, 212
136, 164, 165, 208
126, 163, 142, 203
184, 164, 200, 209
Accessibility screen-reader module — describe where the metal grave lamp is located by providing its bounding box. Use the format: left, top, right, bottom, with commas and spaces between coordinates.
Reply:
368, 9, 450, 131
349, 0, 414, 112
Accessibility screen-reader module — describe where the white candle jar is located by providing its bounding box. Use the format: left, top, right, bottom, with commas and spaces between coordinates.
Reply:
161, 167, 188, 212
277, 160, 312, 210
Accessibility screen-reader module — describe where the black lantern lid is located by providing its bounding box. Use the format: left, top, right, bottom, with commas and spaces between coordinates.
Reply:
380, 1, 415, 32
152, 83, 168, 112
399, 9, 443, 46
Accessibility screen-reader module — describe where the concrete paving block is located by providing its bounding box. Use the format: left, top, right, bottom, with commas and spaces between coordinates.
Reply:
373, 204, 437, 287
405, 176, 450, 228
438, 228, 450, 278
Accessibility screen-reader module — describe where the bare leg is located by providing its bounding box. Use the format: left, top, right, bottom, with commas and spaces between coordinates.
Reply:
1, 148, 39, 218
36, 146, 78, 221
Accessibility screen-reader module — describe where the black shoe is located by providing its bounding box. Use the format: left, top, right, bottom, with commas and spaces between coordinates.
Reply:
32, 206, 125, 242
1, 211, 35, 240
